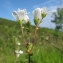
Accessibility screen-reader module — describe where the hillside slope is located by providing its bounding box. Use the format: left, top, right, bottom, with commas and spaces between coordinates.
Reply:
0, 18, 63, 63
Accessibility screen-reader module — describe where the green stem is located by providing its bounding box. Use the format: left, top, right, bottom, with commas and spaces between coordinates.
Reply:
28, 54, 31, 63
34, 25, 38, 44
15, 57, 18, 63
20, 24, 26, 45
34, 18, 43, 45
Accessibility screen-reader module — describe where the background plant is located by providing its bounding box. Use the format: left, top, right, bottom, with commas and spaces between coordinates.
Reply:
0, 7, 63, 63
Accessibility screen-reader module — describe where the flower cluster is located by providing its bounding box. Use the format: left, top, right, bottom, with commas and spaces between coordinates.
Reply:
15, 37, 23, 58
12, 7, 47, 55
33, 8, 47, 25
15, 50, 23, 58
12, 8, 47, 25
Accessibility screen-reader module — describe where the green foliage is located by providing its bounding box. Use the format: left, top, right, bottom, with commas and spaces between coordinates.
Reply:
51, 8, 63, 31
0, 18, 63, 63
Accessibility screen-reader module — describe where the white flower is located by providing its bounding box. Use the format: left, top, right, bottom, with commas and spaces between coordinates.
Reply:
15, 50, 23, 58
41, 7, 47, 18
19, 50, 23, 54
15, 50, 19, 54
33, 8, 42, 20
33, 8, 42, 25
41, 7, 47, 15
15, 50, 23, 54
12, 8, 29, 23
17, 42, 21, 45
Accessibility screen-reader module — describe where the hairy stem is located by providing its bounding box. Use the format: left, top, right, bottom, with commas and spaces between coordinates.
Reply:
34, 18, 42, 44
34, 25, 38, 44
20, 24, 26, 45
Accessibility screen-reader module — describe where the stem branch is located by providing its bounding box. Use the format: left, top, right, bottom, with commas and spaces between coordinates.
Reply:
20, 24, 26, 45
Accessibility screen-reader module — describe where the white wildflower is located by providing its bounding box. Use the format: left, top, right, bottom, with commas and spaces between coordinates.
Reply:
12, 8, 29, 23
15, 50, 19, 54
33, 8, 42, 20
41, 7, 47, 14
15, 50, 23, 54
19, 50, 23, 54
41, 7, 47, 18
17, 42, 21, 45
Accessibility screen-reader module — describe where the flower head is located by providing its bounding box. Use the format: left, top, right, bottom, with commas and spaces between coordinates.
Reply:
19, 50, 23, 54
33, 8, 42, 25
41, 7, 47, 18
17, 42, 21, 45
15, 50, 23, 58
15, 50, 23, 54
15, 50, 19, 54
12, 8, 29, 24
33, 8, 41, 20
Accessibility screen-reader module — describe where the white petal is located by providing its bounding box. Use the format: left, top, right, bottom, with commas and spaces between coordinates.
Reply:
33, 8, 41, 20
19, 50, 23, 54
12, 11, 19, 20
12, 8, 29, 22
41, 7, 47, 14
17, 42, 21, 45
17, 9, 27, 20
23, 15, 29, 23
15, 50, 19, 53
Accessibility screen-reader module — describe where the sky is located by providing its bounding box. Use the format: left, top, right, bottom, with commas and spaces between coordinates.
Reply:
0, 0, 63, 29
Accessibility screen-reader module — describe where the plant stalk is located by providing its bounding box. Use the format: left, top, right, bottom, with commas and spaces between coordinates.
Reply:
20, 24, 26, 45
28, 54, 31, 63
34, 19, 42, 44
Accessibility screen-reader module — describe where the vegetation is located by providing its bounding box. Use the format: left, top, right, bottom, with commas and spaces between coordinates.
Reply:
0, 18, 63, 63
51, 8, 63, 31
